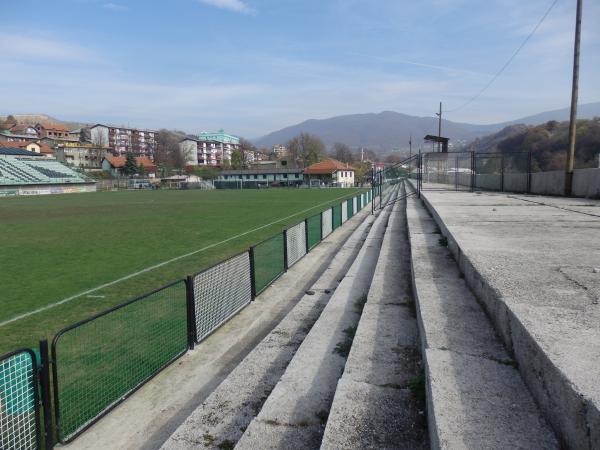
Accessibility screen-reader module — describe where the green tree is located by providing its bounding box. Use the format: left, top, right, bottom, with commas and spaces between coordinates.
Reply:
122, 152, 138, 176
194, 166, 219, 180
137, 163, 147, 176
230, 149, 245, 170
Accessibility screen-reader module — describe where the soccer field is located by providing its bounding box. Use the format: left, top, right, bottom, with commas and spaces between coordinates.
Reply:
0, 187, 364, 354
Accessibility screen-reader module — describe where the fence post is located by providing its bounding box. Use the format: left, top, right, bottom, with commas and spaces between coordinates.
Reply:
283, 230, 289, 271
185, 276, 196, 350
470, 151, 475, 192
527, 151, 532, 194
249, 246, 257, 299
39, 340, 54, 450
500, 153, 505, 192
304, 218, 310, 254
319, 211, 323, 241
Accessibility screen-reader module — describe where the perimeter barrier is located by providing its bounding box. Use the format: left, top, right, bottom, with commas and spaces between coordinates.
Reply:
5, 190, 374, 448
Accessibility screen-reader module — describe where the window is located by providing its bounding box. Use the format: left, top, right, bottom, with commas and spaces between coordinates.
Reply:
224, 175, 228, 180
263, 174, 267, 179
283, 173, 288, 178
254, 175, 258, 179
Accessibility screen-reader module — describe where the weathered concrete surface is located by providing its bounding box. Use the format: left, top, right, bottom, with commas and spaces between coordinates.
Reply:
62, 204, 373, 450
406, 192, 559, 450
416, 189, 600, 450
321, 189, 428, 450
235, 189, 397, 450
573, 167, 600, 198
160, 208, 376, 450
531, 170, 565, 196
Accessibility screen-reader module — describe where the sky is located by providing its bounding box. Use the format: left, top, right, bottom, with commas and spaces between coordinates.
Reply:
1, 0, 599, 138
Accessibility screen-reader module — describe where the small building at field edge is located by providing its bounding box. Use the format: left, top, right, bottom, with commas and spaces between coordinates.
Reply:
216, 168, 303, 188
304, 158, 355, 187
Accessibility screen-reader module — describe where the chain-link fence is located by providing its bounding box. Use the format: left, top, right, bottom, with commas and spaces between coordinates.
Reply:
251, 234, 285, 296
192, 252, 253, 343
0, 349, 40, 450
306, 214, 321, 250
51, 280, 187, 443
4, 191, 372, 449
286, 222, 307, 268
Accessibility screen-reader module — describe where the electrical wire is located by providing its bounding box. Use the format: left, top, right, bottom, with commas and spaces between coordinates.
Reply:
445, 0, 560, 113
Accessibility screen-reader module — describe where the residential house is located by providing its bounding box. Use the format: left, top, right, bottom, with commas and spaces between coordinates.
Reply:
101, 155, 156, 177
35, 123, 70, 139
303, 158, 355, 187
1, 140, 53, 157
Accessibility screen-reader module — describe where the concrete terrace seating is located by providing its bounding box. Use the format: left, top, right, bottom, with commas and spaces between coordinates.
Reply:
0, 158, 87, 185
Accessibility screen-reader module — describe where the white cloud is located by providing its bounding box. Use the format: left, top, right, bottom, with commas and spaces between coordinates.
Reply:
103, 3, 129, 11
196, 0, 254, 15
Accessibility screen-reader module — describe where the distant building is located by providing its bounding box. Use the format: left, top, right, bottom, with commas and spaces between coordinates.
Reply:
35, 123, 70, 139
101, 155, 156, 177
179, 129, 241, 166
304, 158, 355, 188
89, 124, 156, 157
1, 140, 53, 157
272, 144, 288, 158
216, 168, 303, 188
0, 131, 40, 143
55, 142, 108, 168
4, 123, 38, 136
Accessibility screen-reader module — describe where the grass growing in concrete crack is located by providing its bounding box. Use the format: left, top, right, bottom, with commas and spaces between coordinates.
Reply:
354, 294, 368, 314
316, 409, 329, 425
333, 326, 357, 357
438, 236, 448, 247
217, 440, 235, 450
408, 372, 426, 403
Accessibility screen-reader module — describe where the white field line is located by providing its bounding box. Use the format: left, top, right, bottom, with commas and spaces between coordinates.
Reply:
0, 192, 360, 328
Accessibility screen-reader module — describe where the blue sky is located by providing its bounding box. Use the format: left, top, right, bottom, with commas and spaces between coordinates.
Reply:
1, 0, 599, 138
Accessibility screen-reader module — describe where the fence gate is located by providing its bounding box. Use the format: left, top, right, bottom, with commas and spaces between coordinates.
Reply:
0, 349, 41, 450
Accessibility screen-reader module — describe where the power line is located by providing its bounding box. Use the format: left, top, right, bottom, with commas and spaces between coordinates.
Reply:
445, 0, 560, 113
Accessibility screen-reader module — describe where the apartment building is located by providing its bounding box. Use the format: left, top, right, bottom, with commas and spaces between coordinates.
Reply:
35, 123, 70, 138
89, 124, 156, 157
179, 129, 241, 166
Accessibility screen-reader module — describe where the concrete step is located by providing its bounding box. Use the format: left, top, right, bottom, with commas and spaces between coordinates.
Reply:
405, 193, 559, 450
321, 185, 428, 450
234, 188, 398, 450
160, 203, 377, 450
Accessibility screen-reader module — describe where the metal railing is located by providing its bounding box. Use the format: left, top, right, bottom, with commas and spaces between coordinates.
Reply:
3, 190, 372, 449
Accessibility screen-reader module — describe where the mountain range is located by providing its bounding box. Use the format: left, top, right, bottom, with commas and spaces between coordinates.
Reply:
253, 102, 600, 153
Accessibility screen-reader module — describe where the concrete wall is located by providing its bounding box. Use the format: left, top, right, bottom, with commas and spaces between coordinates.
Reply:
531, 170, 565, 196
572, 168, 600, 198
504, 172, 528, 193
474, 174, 501, 191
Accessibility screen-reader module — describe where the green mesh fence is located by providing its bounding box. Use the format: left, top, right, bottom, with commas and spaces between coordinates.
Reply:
332, 204, 342, 230
252, 233, 285, 295
347, 199, 353, 219
0, 350, 39, 450
306, 214, 321, 250
52, 280, 187, 443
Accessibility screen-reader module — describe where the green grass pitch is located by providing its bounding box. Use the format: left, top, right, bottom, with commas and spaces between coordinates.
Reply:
0, 187, 365, 354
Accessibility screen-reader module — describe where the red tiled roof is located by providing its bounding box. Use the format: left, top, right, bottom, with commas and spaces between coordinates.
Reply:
37, 123, 70, 132
2, 140, 53, 154
104, 155, 156, 170
303, 158, 355, 175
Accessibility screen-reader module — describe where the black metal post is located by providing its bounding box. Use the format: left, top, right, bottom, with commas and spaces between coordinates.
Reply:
470, 151, 475, 192
319, 211, 323, 240
371, 167, 375, 215
527, 151, 532, 194
283, 230, 288, 271
185, 276, 196, 349
304, 218, 310, 254
249, 246, 257, 299
39, 340, 54, 450
501, 153, 505, 192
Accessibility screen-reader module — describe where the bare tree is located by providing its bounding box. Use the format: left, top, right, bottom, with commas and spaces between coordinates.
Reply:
287, 133, 326, 168
332, 142, 355, 163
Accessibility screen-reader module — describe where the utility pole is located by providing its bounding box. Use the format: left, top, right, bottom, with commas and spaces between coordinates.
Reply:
435, 102, 442, 152
409, 134, 412, 160
565, 0, 582, 196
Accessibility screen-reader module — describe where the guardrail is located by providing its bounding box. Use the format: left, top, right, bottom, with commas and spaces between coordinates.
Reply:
1, 189, 376, 448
